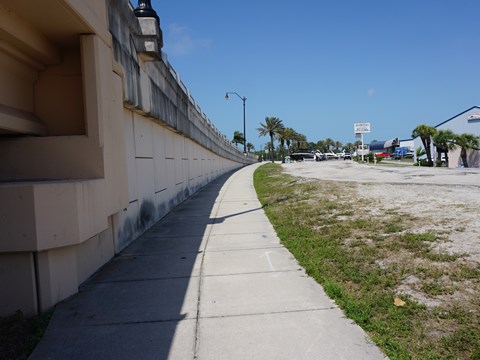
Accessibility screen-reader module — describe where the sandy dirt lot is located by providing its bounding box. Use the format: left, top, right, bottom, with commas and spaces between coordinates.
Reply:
282, 160, 480, 264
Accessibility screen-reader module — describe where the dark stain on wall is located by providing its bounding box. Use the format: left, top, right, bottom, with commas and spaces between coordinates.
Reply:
139, 199, 155, 230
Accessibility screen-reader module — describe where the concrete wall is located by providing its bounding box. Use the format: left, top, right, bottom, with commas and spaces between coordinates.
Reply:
0, 0, 254, 316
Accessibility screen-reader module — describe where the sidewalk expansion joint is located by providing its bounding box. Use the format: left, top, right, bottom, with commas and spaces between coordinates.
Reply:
204, 245, 283, 253
117, 250, 203, 257
92, 274, 200, 284
198, 307, 338, 320
202, 269, 301, 278
80, 317, 196, 327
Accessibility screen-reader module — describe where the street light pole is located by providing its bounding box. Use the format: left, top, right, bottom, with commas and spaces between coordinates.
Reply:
225, 92, 247, 155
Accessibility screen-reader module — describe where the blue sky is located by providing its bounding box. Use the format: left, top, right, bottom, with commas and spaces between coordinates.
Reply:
151, 0, 479, 150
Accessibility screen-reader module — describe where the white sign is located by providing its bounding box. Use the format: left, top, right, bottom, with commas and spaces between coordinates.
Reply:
468, 114, 480, 120
354, 122, 371, 133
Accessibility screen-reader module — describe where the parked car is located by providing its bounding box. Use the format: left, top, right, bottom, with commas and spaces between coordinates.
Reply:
324, 152, 339, 159
290, 152, 315, 161
375, 152, 390, 158
314, 151, 326, 161
343, 152, 352, 160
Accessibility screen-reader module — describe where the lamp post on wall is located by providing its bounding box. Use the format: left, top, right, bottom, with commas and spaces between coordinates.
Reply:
225, 92, 247, 155
134, 0, 159, 21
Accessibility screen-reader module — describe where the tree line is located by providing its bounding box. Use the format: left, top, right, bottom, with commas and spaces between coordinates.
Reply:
254, 116, 359, 162
234, 117, 480, 167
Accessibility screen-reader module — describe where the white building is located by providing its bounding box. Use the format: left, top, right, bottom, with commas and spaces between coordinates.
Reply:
413, 106, 480, 168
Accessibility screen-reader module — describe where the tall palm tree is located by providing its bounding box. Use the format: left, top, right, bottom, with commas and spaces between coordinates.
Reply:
452, 133, 480, 168
232, 131, 244, 147
412, 124, 437, 167
283, 127, 295, 153
432, 129, 456, 167
257, 117, 284, 163
277, 127, 289, 163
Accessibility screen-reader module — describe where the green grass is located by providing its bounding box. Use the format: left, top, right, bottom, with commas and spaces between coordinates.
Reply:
0, 310, 53, 360
254, 163, 480, 360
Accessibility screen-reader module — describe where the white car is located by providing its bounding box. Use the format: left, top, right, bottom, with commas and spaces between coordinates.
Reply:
324, 152, 339, 159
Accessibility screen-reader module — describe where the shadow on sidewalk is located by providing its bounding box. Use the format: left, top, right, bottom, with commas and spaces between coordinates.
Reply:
29, 171, 238, 360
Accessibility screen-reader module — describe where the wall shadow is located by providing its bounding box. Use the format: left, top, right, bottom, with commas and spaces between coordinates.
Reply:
29, 170, 238, 359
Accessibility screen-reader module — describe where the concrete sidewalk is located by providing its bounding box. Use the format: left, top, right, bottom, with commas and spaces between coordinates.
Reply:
30, 163, 386, 360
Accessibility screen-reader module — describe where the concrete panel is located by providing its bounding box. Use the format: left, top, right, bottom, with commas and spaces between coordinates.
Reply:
30, 319, 196, 360
136, 158, 156, 231
133, 112, 153, 158
154, 189, 169, 221
165, 158, 176, 203
142, 222, 211, 239
0, 185, 36, 252
197, 310, 386, 360
93, 251, 202, 283
76, 219, 115, 285
200, 271, 335, 318
0, 253, 37, 316
50, 276, 200, 326
136, 158, 155, 202
123, 109, 138, 202
102, 72, 129, 215
122, 235, 206, 256
74, 180, 109, 244
113, 200, 140, 253
207, 233, 282, 252
209, 221, 275, 236
202, 248, 298, 276
164, 127, 175, 159
33, 183, 79, 251
153, 123, 167, 192
37, 246, 79, 312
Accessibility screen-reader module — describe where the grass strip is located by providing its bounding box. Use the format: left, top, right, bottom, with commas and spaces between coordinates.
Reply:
254, 163, 480, 360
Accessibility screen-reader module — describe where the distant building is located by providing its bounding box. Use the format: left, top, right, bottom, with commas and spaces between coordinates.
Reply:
413, 106, 480, 167
399, 139, 414, 150
369, 138, 400, 154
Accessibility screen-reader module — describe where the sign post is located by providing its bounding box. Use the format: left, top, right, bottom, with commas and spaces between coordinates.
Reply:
354, 123, 371, 162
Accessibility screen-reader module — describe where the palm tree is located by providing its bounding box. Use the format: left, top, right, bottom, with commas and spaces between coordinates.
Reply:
257, 117, 284, 163
412, 124, 437, 167
246, 142, 254, 152
295, 133, 307, 152
277, 128, 288, 163
452, 133, 480, 168
324, 138, 334, 152
415, 147, 426, 166
283, 127, 296, 153
432, 129, 456, 167
316, 140, 326, 152
232, 131, 244, 147
334, 140, 343, 152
